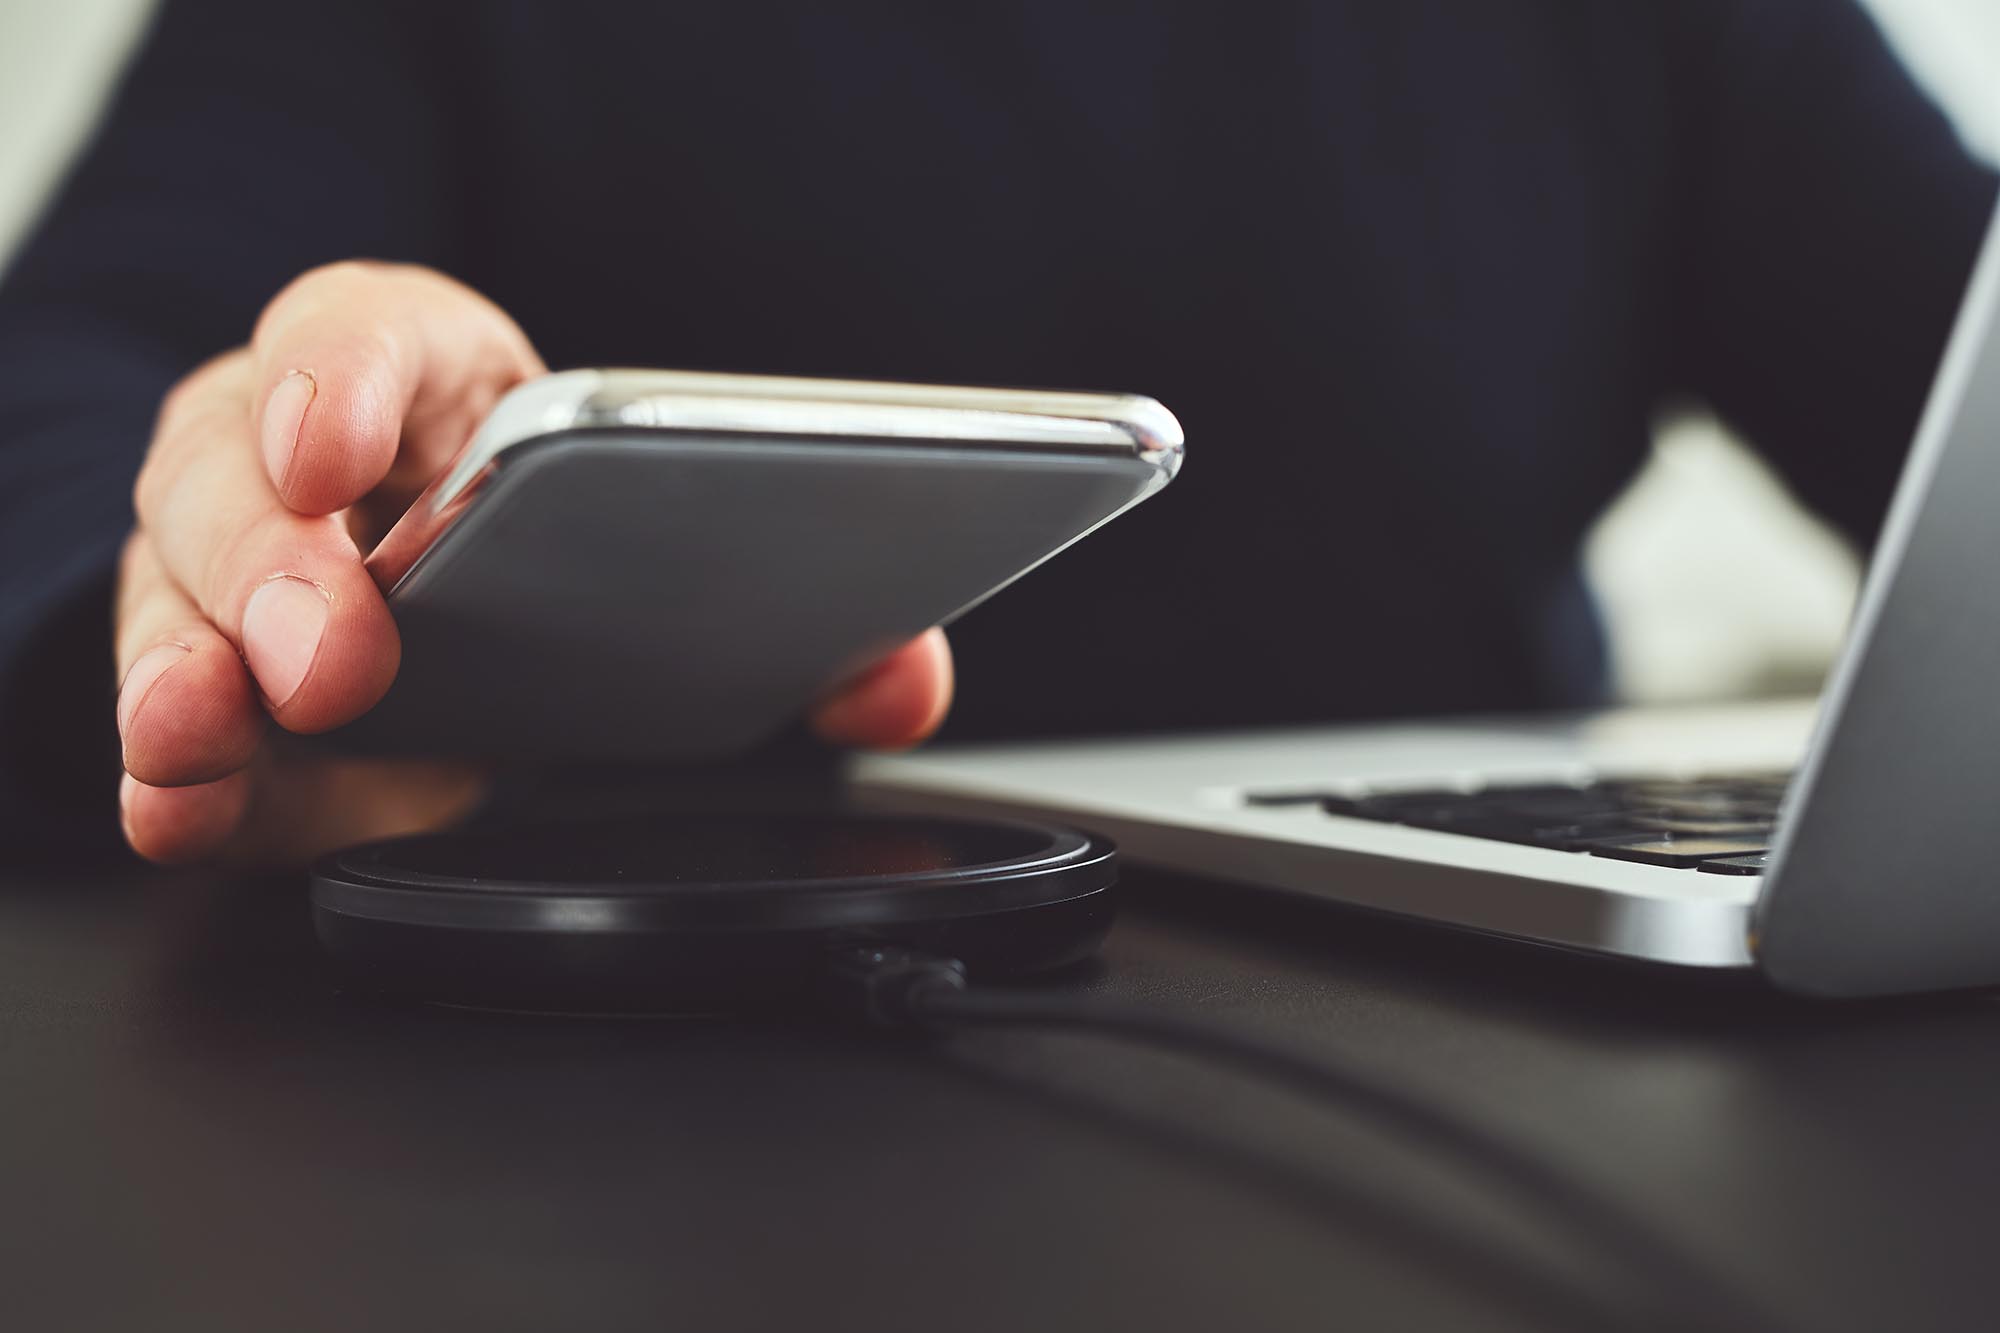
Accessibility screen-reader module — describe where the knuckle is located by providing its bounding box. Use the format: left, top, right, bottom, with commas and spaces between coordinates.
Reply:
197, 509, 275, 624
157, 349, 251, 422
152, 367, 207, 443
155, 373, 203, 431
113, 532, 152, 632
257, 266, 427, 396
130, 455, 160, 526
295, 258, 384, 296
115, 530, 150, 598
117, 528, 146, 576
135, 393, 239, 524
255, 260, 384, 345
148, 349, 252, 479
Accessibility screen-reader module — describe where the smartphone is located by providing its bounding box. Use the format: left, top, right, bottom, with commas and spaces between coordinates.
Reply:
336, 368, 1182, 759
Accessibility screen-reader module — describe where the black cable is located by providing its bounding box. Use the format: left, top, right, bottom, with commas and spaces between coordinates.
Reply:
829, 946, 1775, 1333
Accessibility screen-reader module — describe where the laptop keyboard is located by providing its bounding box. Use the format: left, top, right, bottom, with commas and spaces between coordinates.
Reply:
1245, 773, 1790, 875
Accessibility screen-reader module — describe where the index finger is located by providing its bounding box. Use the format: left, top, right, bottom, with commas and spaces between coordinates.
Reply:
251, 261, 545, 515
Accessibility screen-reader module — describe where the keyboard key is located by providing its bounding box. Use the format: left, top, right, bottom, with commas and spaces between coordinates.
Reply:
1623, 814, 1776, 837
1709, 771, 1792, 795
1582, 834, 1771, 869
1697, 854, 1771, 876
1317, 794, 1377, 817
1477, 789, 1635, 820
1601, 784, 1776, 820
1244, 790, 1333, 807
1415, 818, 1576, 848
1343, 792, 1478, 820
1520, 821, 1648, 850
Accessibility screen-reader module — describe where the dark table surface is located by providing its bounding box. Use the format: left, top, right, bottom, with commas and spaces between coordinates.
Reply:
6, 838, 1999, 1333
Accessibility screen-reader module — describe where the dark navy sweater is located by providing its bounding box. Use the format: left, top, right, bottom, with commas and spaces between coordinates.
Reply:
0, 1, 1992, 845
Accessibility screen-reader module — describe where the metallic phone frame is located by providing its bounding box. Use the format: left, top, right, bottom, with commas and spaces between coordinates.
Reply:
367, 369, 1183, 594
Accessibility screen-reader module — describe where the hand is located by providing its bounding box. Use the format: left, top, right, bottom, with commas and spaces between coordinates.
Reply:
115, 262, 953, 866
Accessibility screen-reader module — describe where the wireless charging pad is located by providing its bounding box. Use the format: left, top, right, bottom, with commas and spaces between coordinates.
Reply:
311, 813, 1117, 1011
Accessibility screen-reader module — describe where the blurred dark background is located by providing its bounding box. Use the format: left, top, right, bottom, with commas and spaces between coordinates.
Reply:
2, 0, 1994, 713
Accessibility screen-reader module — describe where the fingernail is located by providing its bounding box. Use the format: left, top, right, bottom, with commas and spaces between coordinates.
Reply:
260, 370, 316, 489
241, 576, 329, 708
116, 643, 191, 738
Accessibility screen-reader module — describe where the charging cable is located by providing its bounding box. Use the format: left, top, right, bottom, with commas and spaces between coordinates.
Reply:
828, 943, 1773, 1333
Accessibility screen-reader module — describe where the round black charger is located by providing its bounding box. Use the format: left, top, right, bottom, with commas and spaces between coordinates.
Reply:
310, 812, 1117, 1011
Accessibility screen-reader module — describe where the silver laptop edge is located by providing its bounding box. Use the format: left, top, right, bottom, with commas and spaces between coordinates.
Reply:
853, 706, 1803, 972
1753, 199, 2000, 995
855, 200, 2000, 998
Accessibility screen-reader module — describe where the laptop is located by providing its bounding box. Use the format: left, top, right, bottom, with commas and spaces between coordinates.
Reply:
853, 200, 2000, 999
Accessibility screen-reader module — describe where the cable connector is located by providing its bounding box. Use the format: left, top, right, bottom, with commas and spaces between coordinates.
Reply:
823, 943, 969, 1028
